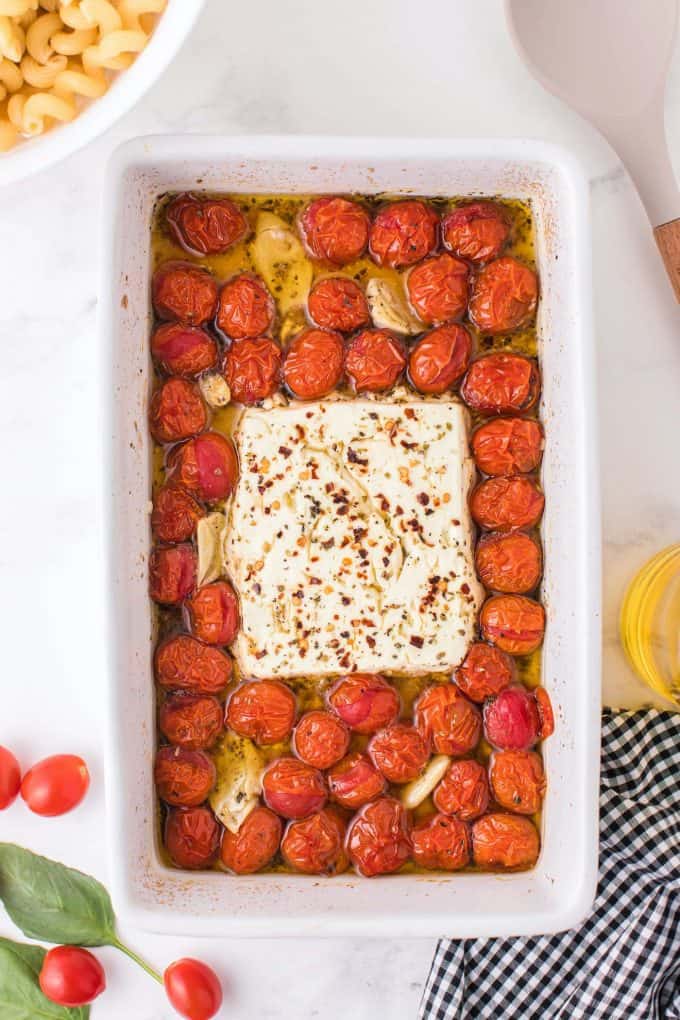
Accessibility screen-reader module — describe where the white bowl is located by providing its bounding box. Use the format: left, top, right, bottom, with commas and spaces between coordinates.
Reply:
0, 0, 207, 188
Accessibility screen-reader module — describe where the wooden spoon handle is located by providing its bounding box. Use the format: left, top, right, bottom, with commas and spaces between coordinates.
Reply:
654, 218, 680, 302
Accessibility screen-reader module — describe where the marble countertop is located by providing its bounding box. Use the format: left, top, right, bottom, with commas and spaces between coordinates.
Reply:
0, 0, 678, 1016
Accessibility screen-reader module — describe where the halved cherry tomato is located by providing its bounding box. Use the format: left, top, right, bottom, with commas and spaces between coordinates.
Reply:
283, 328, 344, 399
461, 353, 540, 415
292, 711, 350, 770
0, 746, 20, 810
489, 750, 546, 815
368, 723, 429, 783
165, 806, 221, 869
470, 475, 545, 532
483, 685, 541, 750
168, 431, 239, 503
475, 531, 543, 593
346, 797, 412, 877
344, 328, 406, 392
441, 201, 511, 263
185, 581, 240, 645
220, 805, 282, 874
281, 806, 348, 875
433, 759, 489, 821
151, 323, 218, 377
39, 946, 105, 1008
454, 642, 516, 703
159, 694, 223, 750
152, 484, 203, 544
326, 751, 387, 810
262, 758, 327, 820
369, 200, 438, 268
149, 378, 207, 445
155, 635, 232, 694
472, 417, 544, 476
535, 687, 555, 739
149, 544, 196, 605
469, 256, 538, 334
224, 337, 282, 404
308, 277, 369, 332
21, 755, 89, 817
164, 958, 223, 1020
406, 253, 469, 323
299, 197, 370, 265
166, 193, 248, 256
408, 323, 472, 394
226, 680, 296, 745
152, 262, 218, 325
480, 595, 546, 655
328, 674, 400, 734
154, 747, 216, 807
217, 273, 275, 339
471, 812, 540, 869
414, 684, 481, 756
411, 813, 471, 871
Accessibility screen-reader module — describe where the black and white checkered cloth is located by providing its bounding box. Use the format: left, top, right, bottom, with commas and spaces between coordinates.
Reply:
420, 709, 680, 1020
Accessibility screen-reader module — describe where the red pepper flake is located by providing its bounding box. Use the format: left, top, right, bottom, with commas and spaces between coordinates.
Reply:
417, 492, 430, 506
404, 408, 416, 420
255, 650, 267, 660
278, 446, 292, 457
461, 583, 470, 595
410, 635, 424, 648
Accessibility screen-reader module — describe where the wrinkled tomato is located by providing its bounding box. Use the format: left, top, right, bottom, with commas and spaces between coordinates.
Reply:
461, 353, 540, 415
283, 327, 344, 399
281, 806, 348, 875
223, 337, 281, 404
152, 261, 218, 325
472, 417, 544, 476
0, 746, 21, 810
454, 642, 515, 703
411, 813, 471, 871
149, 378, 207, 445
159, 694, 224, 750
470, 475, 545, 532
328, 674, 400, 734
293, 710, 350, 770
166, 192, 248, 256
168, 431, 239, 503
433, 758, 489, 821
344, 328, 406, 392
406, 252, 469, 323
165, 806, 221, 869
408, 323, 472, 394
220, 805, 282, 874
185, 581, 240, 645
20, 755, 89, 817
414, 684, 481, 757
152, 484, 203, 544
471, 812, 540, 869
226, 680, 296, 745
346, 797, 412, 877
489, 750, 546, 815
326, 751, 387, 810
475, 531, 543, 594
308, 277, 369, 332
217, 273, 275, 339
149, 544, 196, 605
480, 595, 546, 655
441, 201, 511, 263
299, 196, 370, 265
368, 723, 430, 783
483, 685, 541, 750
535, 687, 555, 739
369, 200, 438, 268
155, 634, 232, 694
262, 758, 327, 820
469, 256, 538, 334
151, 322, 218, 377
154, 746, 216, 807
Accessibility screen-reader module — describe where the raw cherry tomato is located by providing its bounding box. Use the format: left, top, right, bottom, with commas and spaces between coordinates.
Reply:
39, 946, 105, 1008
20, 755, 89, 817
369, 200, 438, 268
165, 806, 221, 869
299, 196, 370, 265
472, 812, 540, 869
149, 378, 207, 445
368, 723, 430, 783
344, 328, 406, 392
328, 674, 400, 735
535, 687, 555, 739
164, 958, 223, 1020
154, 747, 216, 807
326, 751, 386, 810
308, 277, 369, 331
408, 323, 472, 394
475, 531, 543, 593
226, 680, 296, 745
262, 758, 327, 820
281, 806, 348, 875
454, 642, 515, 703
441, 201, 511, 263
347, 797, 412, 877
166, 192, 248, 256
411, 813, 471, 871
220, 805, 282, 874
293, 711, 350, 770
433, 759, 489, 821
414, 684, 481, 756
152, 484, 203, 544
152, 262, 218, 325
469, 256, 538, 334
283, 328, 344, 399
159, 694, 224, 750
224, 337, 282, 404
0, 746, 20, 809
186, 581, 240, 645
489, 750, 546, 815
151, 323, 218, 377
461, 353, 540, 415
480, 595, 546, 655
217, 273, 275, 339
472, 417, 544, 476
149, 544, 196, 605
483, 685, 541, 750
155, 635, 232, 694
470, 475, 545, 532
169, 431, 239, 503
406, 253, 469, 323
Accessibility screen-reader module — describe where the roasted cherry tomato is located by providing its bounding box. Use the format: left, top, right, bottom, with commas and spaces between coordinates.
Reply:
220, 805, 282, 874
411, 813, 471, 871
326, 751, 387, 810
283, 328, 344, 399
155, 635, 232, 694
328, 674, 400, 734
308, 277, 369, 332
169, 431, 239, 503
154, 746, 216, 807
281, 806, 348, 875
226, 680, 296, 745
472, 417, 544, 476
217, 273, 275, 339
262, 758, 327, 820
414, 684, 481, 757
471, 812, 540, 869
441, 201, 511, 263
475, 531, 542, 594
185, 581, 240, 646
369, 200, 438, 268
166, 192, 248, 256
152, 262, 218, 325
149, 378, 207, 445
223, 336, 282, 404
293, 711, 350, 770
39, 946, 105, 1008
406, 253, 469, 323
299, 196, 370, 265
152, 484, 203, 544
344, 328, 406, 392
151, 323, 218, 377
408, 323, 472, 394
454, 642, 515, 703
20, 754, 89, 817
483, 685, 541, 750
0, 746, 21, 810
368, 723, 430, 783
490, 750, 546, 815
347, 797, 412, 877
470, 475, 545, 532
469, 256, 538, 334
164, 958, 223, 1020
433, 759, 489, 821
461, 353, 540, 415
149, 544, 196, 605
535, 687, 555, 739
480, 595, 546, 655
165, 806, 221, 869
159, 694, 224, 750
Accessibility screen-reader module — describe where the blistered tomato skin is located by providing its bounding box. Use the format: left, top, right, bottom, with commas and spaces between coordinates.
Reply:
411, 813, 471, 871
164, 959, 223, 1020
152, 484, 203, 544
470, 475, 545, 532
39, 946, 106, 1008
414, 684, 481, 757
0, 746, 21, 810
165, 806, 221, 869
328, 674, 400, 735
368, 723, 430, 783
369, 200, 438, 268
149, 544, 196, 605
166, 193, 248, 256
185, 581, 240, 646
454, 642, 516, 703
224, 336, 282, 404
151, 323, 218, 377
283, 328, 344, 400
281, 807, 349, 875
159, 694, 224, 750
152, 262, 218, 325
326, 751, 387, 810
484, 685, 541, 750
262, 758, 327, 820
347, 797, 412, 877
472, 417, 544, 476
433, 759, 489, 821
490, 750, 546, 815
217, 273, 275, 339
472, 812, 540, 869
155, 635, 232, 694
408, 323, 472, 395
169, 432, 239, 503
308, 277, 369, 332
461, 353, 540, 415
344, 328, 406, 392
20, 755, 89, 817
226, 680, 297, 745
480, 595, 546, 655
299, 197, 370, 266
535, 687, 555, 739
469, 256, 538, 334
293, 711, 350, 770
475, 531, 543, 594
154, 747, 216, 807
149, 378, 207, 445
406, 253, 469, 323
220, 806, 282, 874
442, 201, 511, 263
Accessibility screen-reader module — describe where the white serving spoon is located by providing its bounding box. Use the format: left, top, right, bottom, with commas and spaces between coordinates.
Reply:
505, 0, 680, 301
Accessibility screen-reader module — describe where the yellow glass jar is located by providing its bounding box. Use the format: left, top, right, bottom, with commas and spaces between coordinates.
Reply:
620, 544, 680, 705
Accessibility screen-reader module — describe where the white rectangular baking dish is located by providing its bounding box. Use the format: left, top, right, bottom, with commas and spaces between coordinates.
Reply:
103, 135, 601, 937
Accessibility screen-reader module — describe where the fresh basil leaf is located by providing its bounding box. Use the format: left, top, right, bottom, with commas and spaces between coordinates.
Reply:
0, 935, 46, 976
0, 845, 115, 948
0, 942, 90, 1020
